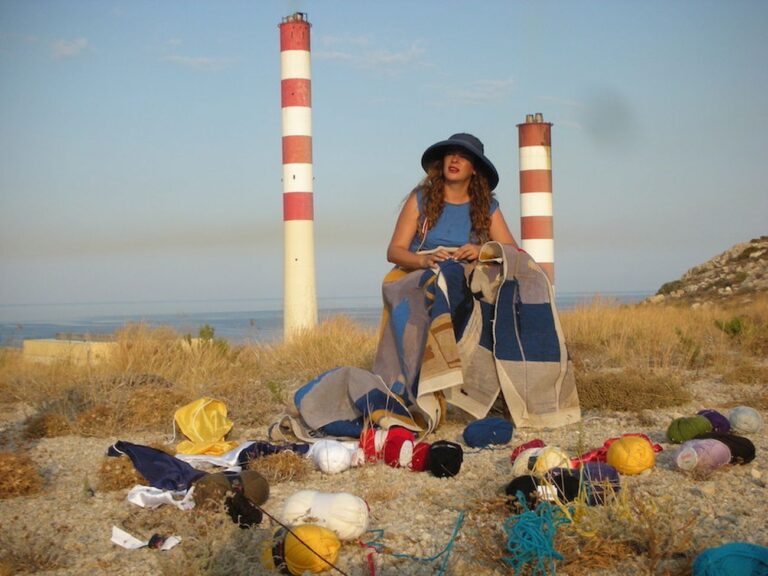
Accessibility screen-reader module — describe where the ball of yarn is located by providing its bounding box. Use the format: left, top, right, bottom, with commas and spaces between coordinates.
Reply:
667, 415, 712, 443
359, 428, 388, 462
533, 446, 572, 475
580, 462, 621, 505
606, 436, 655, 475
193, 470, 269, 509
545, 468, 581, 503
510, 447, 543, 478
463, 417, 514, 448
674, 439, 731, 473
280, 490, 369, 540
505, 475, 540, 512
729, 406, 764, 434
696, 409, 731, 434
308, 439, 354, 474
695, 432, 756, 464
693, 542, 768, 576
261, 525, 341, 575
428, 440, 463, 478
509, 439, 546, 464
382, 427, 416, 468
410, 442, 431, 472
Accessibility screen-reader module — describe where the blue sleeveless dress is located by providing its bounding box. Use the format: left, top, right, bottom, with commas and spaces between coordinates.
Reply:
409, 189, 499, 252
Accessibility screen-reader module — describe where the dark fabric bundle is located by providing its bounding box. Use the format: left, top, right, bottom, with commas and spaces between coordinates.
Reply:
694, 432, 756, 464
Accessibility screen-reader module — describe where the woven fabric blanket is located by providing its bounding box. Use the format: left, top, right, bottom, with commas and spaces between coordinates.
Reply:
374, 241, 581, 431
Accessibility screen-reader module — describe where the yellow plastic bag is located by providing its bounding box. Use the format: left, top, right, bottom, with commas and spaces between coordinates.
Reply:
174, 397, 239, 455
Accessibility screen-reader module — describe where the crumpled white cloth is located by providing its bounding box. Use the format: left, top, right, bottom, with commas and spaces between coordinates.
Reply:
174, 441, 255, 468
126, 485, 196, 510
111, 526, 181, 551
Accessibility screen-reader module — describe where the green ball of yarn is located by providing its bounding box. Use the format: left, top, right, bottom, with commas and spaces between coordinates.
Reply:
667, 416, 712, 444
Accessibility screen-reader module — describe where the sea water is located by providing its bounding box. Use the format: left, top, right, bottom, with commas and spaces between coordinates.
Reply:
0, 292, 650, 347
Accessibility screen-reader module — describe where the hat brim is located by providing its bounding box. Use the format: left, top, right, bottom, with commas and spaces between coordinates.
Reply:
421, 139, 499, 191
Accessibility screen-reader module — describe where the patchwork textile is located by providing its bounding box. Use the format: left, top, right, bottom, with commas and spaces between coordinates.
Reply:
374, 241, 580, 431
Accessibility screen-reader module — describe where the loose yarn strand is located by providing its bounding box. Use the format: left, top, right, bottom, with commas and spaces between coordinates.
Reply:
363, 511, 465, 576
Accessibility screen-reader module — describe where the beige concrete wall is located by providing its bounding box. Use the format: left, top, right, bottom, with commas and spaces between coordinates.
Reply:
22, 339, 116, 365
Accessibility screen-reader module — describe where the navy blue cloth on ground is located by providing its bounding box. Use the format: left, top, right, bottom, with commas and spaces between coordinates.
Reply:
107, 440, 206, 491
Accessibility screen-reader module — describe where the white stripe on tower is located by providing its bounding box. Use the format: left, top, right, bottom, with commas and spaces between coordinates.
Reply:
280, 12, 317, 338
518, 113, 555, 286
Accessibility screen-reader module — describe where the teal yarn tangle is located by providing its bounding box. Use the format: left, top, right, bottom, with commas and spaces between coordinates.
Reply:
503, 494, 571, 575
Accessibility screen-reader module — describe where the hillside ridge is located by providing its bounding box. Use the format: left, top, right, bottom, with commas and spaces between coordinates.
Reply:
648, 235, 768, 305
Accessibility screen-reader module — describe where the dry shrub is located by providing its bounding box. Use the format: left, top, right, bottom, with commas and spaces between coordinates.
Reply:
74, 404, 117, 437
0, 452, 43, 499
457, 496, 512, 570
0, 523, 68, 574
249, 451, 310, 484
560, 490, 697, 575
97, 455, 147, 491
576, 368, 691, 412
23, 411, 71, 439
118, 386, 186, 433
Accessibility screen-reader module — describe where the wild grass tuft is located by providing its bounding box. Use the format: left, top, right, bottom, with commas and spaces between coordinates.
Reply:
0, 452, 43, 499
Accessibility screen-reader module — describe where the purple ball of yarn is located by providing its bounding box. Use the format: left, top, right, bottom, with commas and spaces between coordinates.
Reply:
581, 462, 621, 505
697, 409, 731, 434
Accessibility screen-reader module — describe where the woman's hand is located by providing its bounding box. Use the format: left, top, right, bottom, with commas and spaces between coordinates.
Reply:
420, 248, 455, 268
452, 243, 481, 262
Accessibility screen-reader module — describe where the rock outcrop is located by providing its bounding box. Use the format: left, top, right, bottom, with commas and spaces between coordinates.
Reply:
647, 236, 768, 305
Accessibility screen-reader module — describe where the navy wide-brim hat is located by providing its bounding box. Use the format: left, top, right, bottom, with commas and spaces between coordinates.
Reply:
421, 133, 499, 191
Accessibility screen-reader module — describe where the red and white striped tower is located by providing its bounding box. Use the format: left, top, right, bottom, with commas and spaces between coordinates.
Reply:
518, 112, 555, 286
279, 12, 317, 338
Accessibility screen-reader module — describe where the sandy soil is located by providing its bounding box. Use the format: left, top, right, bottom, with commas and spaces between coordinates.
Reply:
1, 377, 766, 576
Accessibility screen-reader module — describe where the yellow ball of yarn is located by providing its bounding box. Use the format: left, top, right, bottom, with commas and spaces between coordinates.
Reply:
606, 436, 655, 475
261, 524, 341, 575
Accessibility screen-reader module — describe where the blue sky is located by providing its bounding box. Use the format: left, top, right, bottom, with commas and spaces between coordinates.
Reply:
1, 0, 767, 321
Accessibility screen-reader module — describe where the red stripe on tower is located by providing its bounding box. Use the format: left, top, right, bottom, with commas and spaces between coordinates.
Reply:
518, 113, 555, 286
280, 12, 317, 338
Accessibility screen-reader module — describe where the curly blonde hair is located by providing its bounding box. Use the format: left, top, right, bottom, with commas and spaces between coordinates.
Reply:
416, 159, 495, 244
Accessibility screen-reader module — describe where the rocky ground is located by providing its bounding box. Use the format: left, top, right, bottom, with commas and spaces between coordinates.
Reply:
0, 373, 765, 576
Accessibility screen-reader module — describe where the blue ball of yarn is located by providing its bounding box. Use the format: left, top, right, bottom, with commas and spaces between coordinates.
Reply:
463, 417, 514, 448
693, 542, 768, 576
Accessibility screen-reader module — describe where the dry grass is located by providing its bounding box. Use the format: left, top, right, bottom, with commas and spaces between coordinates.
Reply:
247, 451, 311, 484
97, 455, 147, 491
0, 522, 69, 575
0, 316, 378, 439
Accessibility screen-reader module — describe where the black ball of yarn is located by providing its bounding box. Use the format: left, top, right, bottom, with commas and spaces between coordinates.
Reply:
505, 475, 540, 513
546, 468, 581, 503
225, 491, 264, 528
695, 432, 756, 464
428, 440, 463, 478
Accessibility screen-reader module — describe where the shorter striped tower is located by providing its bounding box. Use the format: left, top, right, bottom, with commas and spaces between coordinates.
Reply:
280, 12, 317, 338
518, 113, 555, 286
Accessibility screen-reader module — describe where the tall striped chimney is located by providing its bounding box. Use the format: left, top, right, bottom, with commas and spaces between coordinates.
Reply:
279, 12, 317, 338
518, 113, 555, 286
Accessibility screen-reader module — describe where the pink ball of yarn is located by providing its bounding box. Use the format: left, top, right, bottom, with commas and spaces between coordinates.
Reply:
675, 439, 731, 473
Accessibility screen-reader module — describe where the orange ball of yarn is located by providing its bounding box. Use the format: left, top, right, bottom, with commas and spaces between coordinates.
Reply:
606, 436, 655, 475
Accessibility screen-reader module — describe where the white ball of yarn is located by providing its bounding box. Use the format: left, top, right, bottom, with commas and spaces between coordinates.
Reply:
729, 405, 764, 434
308, 439, 353, 474
533, 446, 572, 474
280, 490, 369, 540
